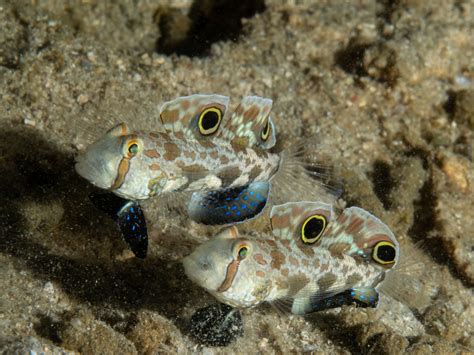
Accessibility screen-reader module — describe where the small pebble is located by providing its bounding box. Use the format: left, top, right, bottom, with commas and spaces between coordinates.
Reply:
442, 157, 470, 192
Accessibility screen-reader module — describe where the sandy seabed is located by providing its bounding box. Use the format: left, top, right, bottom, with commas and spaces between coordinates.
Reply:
0, 0, 473, 353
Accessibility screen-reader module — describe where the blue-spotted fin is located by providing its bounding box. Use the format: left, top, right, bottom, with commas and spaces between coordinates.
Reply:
76, 94, 338, 226
89, 192, 148, 258
183, 201, 429, 315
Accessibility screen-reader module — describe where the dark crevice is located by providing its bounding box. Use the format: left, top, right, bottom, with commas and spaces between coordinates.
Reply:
376, 0, 401, 39
334, 40, 399, 86
370, 160, 395, 209
156, 0, 265, 57
442, 89, 457, 119
33, 314, 63, 345
334, 41, 371, 77
309, 313, 363, 353
407, 167, 473, 289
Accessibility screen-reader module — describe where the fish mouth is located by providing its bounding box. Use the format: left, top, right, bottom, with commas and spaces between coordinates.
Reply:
75, 153, 119, 190
183, 255, 223, 292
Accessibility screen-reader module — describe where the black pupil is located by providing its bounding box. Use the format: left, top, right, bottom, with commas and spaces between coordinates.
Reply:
129, 144, 138, 153
304, 217, 324, 239
377, 245, 395, 262
202, 111, 219, 130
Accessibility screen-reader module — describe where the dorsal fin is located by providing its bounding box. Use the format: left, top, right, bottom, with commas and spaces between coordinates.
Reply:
270, 202, 399, 269
158, 94, 230, 140
219, 96, 276, 149
320, 207, 399, 268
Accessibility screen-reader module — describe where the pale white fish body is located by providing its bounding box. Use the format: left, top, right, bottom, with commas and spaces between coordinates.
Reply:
75, 94, 336, 225
183, 202, 399, 314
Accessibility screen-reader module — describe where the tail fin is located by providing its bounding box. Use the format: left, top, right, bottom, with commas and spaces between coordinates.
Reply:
270, 138, 343, 206
378, 242, 436, 310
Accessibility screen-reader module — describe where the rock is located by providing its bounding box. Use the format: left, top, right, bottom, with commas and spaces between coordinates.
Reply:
126, 310, 189, 354
60, 310, 137, 354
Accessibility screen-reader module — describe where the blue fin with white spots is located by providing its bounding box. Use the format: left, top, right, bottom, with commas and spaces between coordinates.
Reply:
187, 182, 270, 225
89, 192, 148, 258
307, 288, 379, 312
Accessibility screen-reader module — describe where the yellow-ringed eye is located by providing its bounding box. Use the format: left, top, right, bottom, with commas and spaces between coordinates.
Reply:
261, 119, 270, 141
372, 241, 397, 265
301, 214, 327, 244
126, 140, 140, 157
237, 245, 249, 260
198, 107, 222, 136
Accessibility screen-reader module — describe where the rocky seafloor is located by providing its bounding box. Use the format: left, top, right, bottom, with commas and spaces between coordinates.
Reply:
0, 0, 473, 353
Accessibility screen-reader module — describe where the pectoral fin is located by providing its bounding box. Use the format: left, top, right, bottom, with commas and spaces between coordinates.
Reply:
89, 192, 148, 258
187, 182, 270, 225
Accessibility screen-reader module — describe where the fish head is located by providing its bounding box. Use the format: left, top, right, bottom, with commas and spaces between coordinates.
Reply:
75, 123, 154, 199
183, 226, 271, 308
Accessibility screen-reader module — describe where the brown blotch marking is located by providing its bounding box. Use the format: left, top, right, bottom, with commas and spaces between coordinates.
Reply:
234, 104, 244, 117
266, 240, 277, 247
231, 138, 248, 152
217, 166, 242, 186
200, 152, 207, 160
256, 270, 266, 278
149, 163, 161, 171
320, 263, 330, 272
174, 131, 185, 141
317, 273, 338, 291
328, 243, 351, 259
163, 142, 181, 161
220, 155, 230, 165
253, 253, 268, 266
313, 258, 320, 269
160, 109, 179, 124
270, 213, 290, 231
345, 273, 363, 286
183, 150, 197, 160
346, 217, 364, 235
181, 100, 190, 110
367, 218, 377, 229
249, 165, 263, 181
281, 240, 292, 252
270, 250, 286, 270
177, 162, 206, 174
199, 140, 217, 149
244, 105, 260, 121
149, 132, 160, 139
281, 268, 289, 277
302, 259, 310, 267
300, 246, 315, 257
338, 213, 349, 224
287, 273, 310, 297
144, 149, 160, 159
289, 256, 300, 267
209, 150, 219, 159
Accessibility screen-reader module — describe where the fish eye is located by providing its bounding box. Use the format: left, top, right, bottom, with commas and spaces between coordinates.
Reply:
237, 245, 249, 260
126, 140, 141, 157
198, 107, 222, 136
261, 119, 270, 141
301, 214, 327, 244
372, 241, 397, 265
